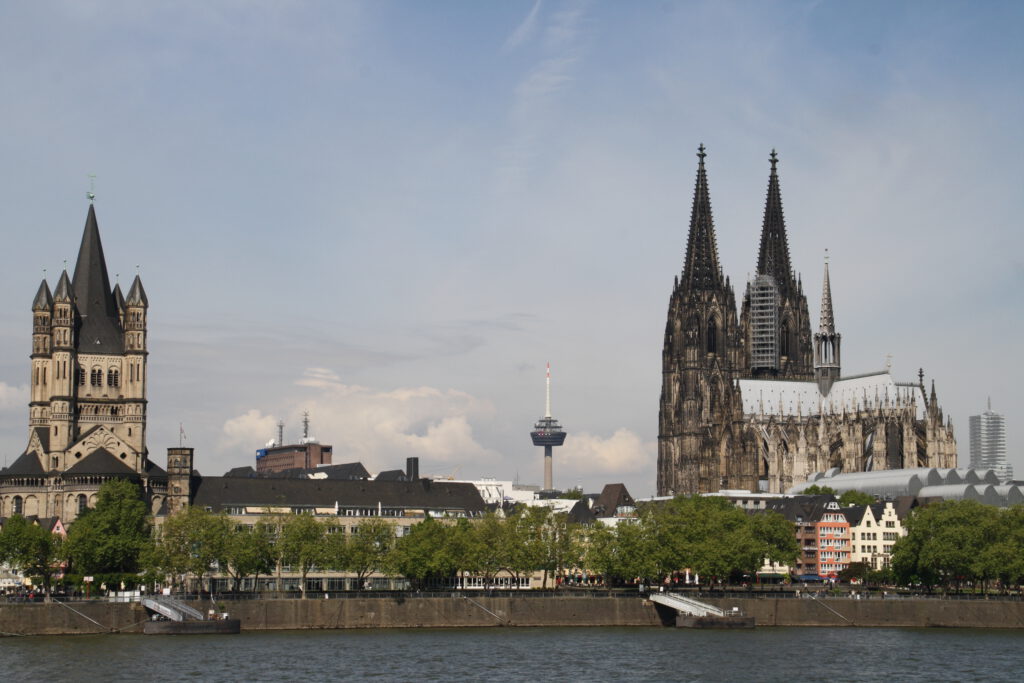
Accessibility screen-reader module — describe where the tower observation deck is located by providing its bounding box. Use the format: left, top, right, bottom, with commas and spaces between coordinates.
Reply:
530, 363, 567, 491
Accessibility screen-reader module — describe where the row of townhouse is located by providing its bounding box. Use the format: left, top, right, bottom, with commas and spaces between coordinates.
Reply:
763, 495, 913, 579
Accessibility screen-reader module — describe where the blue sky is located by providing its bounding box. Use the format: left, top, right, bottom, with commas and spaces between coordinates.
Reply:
1, 1, 1022, 495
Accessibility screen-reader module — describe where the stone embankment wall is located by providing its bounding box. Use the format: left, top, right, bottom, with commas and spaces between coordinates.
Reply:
0, 602, 147, 636
702, 597, 1024, 629
209, 595, 663, 631
3, 595, 1024, 635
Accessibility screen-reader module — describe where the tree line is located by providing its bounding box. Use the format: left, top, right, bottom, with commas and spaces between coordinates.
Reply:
2, 480, 801, 599
892, 500, 1024, 591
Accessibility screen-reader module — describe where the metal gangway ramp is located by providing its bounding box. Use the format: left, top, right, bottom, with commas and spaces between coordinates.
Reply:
142, 596, 205, 622
649, 592, 725, 617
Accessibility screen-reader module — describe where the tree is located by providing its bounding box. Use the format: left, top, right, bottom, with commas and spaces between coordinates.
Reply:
802, 485, 836, 496
221, 523, 275, 592
151, 507, 232, 593
751, 511, 799, 568
583, 522, 618, 590
345, 517, 396, 589
461, 513, 508, 590
838, 490, 876, 506
391, 517, 458, 590
64, 479, 150, 576
892, 500, 998, 590
0, 516, 63, 601
278, 513, 327, 598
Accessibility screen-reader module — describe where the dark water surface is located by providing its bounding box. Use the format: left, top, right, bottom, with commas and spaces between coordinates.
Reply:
2, 627, 1021, 682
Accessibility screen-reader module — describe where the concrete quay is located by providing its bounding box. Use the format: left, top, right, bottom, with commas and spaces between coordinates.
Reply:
2, 594, 1023, 635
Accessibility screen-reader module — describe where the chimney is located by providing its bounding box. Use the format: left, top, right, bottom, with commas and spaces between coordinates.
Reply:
406, 457, 419, 482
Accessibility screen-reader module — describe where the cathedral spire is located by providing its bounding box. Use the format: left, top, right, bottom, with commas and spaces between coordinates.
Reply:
819, 252, 835, 335
681, 144, 724, 292
72, 204, 123, 352
755, 149, 796, 296
814, 252, 841, 395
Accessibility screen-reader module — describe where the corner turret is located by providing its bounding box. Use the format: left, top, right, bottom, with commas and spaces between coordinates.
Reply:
814, 254, 841, 395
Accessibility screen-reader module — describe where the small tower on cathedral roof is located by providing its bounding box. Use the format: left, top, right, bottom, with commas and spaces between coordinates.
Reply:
814, 252, 841, 395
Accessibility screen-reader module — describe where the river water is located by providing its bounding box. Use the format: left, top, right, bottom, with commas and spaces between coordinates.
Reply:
2, 626, 1021, 682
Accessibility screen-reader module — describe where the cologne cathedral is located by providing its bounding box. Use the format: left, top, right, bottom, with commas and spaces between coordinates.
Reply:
657, 146, 957, 496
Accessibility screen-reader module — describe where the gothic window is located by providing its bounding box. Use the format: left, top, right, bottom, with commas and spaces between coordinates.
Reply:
706, 320, 718, 355
90, 367, 102, 387
77, 494, 88, 515
51, 456, 58, 469
780, 320, 791, 358
108, 369, 120, 388
12, 496, 23, 516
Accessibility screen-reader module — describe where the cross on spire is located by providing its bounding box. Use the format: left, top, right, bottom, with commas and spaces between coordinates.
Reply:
87, 174, 96, 202
769, 148, 778, 173
697, 143, 706, 163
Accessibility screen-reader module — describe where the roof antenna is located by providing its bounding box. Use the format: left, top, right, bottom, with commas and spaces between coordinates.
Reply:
87, 174, 96, 202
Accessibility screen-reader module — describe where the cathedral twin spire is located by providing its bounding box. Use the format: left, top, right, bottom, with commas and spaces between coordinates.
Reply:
756, 150, 797, 298
680, 144, 725, 293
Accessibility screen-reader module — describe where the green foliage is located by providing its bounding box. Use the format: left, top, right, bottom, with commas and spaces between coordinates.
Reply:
838, 490, 876, 506
802, 485, 836, 496
560, 488, 584, 500
892, 500, 1024, 590
64, 479, 151, 575
278, 513, 327, 597
344, 517, 395, 586
221, 523, 275, 591
391, 518, 458, 589
0, 515, 63, 599
149, 507, 232, 590
751, 511, 800, 567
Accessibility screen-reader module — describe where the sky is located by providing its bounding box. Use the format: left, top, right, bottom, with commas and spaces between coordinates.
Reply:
1, 1, 1022, 497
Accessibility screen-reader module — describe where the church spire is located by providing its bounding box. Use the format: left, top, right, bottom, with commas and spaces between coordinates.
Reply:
681, 144, 724, 292
755, 149, 796, 296
32, 279, 53, 311
814, 252, 841, 395
72, 204, 123, 352
819, 252, 835, 335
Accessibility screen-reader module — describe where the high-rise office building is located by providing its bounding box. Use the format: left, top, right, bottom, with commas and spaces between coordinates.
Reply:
969, 399, 1012, 480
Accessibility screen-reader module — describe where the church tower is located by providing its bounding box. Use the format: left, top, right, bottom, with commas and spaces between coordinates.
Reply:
739, 151, 814, 380
813, 256, 841, 395
0, 201, 158, 521
658, 145, 743, 496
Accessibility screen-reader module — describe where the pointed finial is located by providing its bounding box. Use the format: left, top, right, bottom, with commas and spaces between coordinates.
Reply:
885, 354, 892, 371
918, 368, 924, 388
42, 267, 47, 279
769, 149, 778, 173
697, 143, 706, 164
824, 247, 829, 265
115, 272, 119, 284
63, 258, 67, 271
87, 174, 96, 202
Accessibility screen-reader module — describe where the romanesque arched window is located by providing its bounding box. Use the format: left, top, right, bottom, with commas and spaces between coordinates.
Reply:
90, 367, 102, 387
12, 496, 23, 516
77, 494, 88, 515
108, 369, 120, 388
77, 366, 86, 386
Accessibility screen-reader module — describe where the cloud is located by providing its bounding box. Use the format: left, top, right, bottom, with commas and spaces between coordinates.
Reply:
495, 0, 590, 193
221, 409, 279, 450
503, 0, 543, 52
0, 382, 28, 412
559, 428, 655, 476
219, 369, 500, 474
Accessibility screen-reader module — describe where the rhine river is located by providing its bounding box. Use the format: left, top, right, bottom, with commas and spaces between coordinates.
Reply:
2, 626, 1021, 681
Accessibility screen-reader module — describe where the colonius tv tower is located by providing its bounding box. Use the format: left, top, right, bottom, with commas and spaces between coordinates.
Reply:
530, 363, 567, 492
